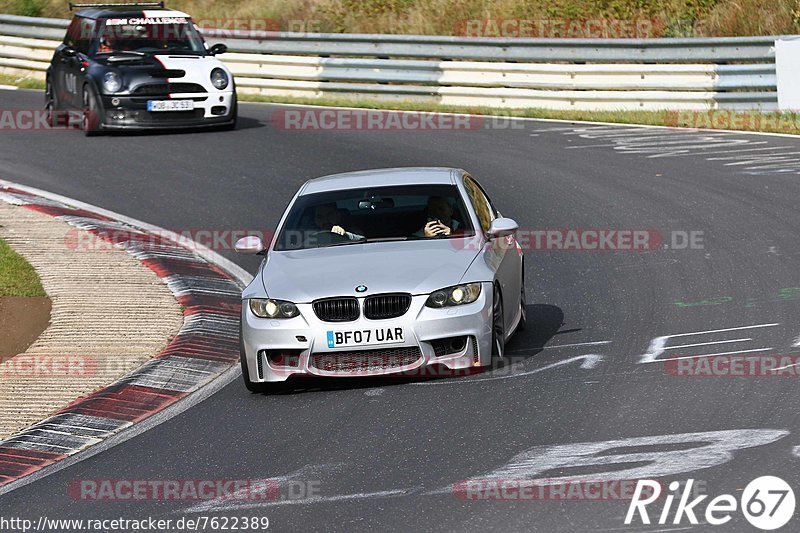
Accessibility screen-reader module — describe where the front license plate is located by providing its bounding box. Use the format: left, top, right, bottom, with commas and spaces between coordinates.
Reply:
326, 328, 404, 348
147, 100, 194, 112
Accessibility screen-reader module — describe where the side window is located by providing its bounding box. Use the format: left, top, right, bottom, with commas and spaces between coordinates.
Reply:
74, 18, 95, 55
463, 175, 495, 233
64, 18, 80, 47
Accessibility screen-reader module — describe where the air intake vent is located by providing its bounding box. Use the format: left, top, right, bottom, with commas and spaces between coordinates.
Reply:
313, 297, 359, 322
364, 293, 411, 320
310, 346, 421, 373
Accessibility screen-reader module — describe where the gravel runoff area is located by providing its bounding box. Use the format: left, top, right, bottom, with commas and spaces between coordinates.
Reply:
0, 200, 183, 438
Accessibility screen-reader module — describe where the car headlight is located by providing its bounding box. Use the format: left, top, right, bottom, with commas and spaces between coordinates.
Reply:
425, 283, 482, 308
249, 298, 299, 318
210, 68, 229, 90
102, 71, 122, 93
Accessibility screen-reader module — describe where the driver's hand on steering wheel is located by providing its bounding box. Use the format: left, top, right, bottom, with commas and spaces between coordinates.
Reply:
331, 225, 346, 236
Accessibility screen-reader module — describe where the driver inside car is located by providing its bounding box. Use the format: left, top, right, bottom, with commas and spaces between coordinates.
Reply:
417, 196, 461, 237
313, 204, 364, 241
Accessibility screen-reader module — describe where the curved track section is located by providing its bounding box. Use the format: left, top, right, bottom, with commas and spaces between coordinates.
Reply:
2, 89, 800, 531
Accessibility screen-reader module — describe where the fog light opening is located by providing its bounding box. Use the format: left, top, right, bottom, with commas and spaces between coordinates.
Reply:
266, 350, 301, 368
449, 337, 466, 353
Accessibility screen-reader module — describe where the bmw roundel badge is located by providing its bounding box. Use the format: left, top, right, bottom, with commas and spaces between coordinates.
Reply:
355, 285, 368, 293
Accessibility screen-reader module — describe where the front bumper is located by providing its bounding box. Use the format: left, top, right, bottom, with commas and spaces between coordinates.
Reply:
97, 90, 235, 129
241, 283, 494, 382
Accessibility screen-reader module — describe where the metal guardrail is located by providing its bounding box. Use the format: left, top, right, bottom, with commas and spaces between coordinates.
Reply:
0, 14, 785, 110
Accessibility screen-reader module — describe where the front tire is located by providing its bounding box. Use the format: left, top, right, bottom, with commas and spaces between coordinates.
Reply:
491, 284, 505, 359
44, 76, 56, 127
82, 85, 101, 136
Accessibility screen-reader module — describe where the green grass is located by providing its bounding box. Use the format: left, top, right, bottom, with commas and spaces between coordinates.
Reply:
2, 0, 799, 37
0, 237, 46, 297
0, 73, 44, 90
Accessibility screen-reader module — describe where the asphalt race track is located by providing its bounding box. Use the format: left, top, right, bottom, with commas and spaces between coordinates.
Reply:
2, 88, 800, 531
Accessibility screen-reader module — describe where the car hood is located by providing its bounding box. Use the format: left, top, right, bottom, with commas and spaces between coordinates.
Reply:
260, 239, 481, 302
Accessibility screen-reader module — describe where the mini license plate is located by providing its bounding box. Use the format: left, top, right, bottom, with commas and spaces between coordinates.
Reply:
147, 100, 194, 112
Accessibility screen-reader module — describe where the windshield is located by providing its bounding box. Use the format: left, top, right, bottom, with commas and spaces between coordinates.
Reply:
94, 17, 206, 55
275, 184, 475, 250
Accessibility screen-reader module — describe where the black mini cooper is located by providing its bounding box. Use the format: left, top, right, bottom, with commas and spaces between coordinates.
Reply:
47, 2, 236, 135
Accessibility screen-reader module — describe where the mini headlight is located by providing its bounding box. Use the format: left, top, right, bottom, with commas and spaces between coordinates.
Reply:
102, 71, 122, 93
425, 283, 482, 308
210, 68, 229, 90
249, 298, 299, 318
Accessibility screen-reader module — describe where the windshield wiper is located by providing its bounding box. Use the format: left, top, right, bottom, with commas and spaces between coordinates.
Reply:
104, 51, 148, 62
323, 237, 368, 247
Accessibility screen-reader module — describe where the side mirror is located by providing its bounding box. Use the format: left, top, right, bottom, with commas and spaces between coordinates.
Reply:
62, 46, 77, 57
235, 236, 265, 254
207, 43, 227, 55
487, 217, 518, 239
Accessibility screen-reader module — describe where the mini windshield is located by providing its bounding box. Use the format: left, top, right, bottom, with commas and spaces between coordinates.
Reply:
275, 184, 475, 251
94, 17, 206, 55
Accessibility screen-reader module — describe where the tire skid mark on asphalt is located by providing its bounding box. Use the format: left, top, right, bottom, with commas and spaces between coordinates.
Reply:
183, 464, 353, 514
0, 185, 244, 489
185, 488, 419, 513
410, 354, 604, 386
547, 125, 800, 174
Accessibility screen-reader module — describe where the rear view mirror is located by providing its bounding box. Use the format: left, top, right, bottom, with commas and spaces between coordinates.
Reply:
208, 43, 227, 55
235, 236, 265, 254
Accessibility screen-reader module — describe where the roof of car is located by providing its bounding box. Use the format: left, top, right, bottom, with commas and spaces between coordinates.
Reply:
74, 8, 189, 20
301, 167, 464, 194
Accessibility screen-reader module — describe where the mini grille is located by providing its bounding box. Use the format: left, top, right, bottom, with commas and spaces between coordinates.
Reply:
310, 346, 421, 373
313, 297, 359, 322
364, 293, 411, 320
147, 69, 185, 78
133, 83, 205, 95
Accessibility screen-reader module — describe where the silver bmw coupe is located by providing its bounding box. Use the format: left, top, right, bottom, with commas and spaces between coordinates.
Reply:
235, 167, 525, 391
